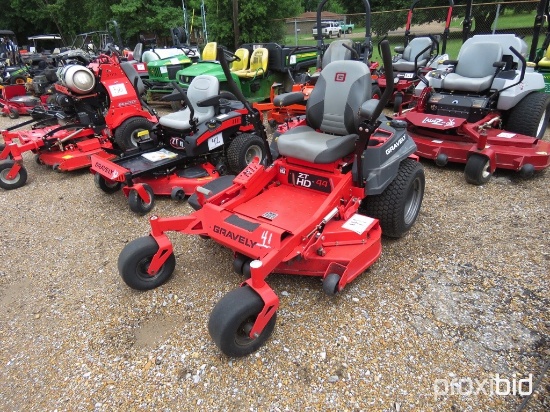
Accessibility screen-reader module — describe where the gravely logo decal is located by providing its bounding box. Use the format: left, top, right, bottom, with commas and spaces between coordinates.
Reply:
422, 117, 456, 127
94, 161, 118, 179
385, 136, 406, 156
213, 225, 257, 248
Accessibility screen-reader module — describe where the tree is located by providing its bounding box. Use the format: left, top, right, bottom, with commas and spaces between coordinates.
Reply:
205, 0, 302, 48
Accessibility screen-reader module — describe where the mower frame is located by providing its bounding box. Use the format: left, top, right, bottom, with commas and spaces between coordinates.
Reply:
117, 41, 426, 357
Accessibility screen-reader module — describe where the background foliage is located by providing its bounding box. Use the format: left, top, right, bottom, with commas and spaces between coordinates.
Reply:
0, 0, 542, 50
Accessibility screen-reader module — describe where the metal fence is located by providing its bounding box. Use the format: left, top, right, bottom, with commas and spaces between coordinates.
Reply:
283, 0, 541, 57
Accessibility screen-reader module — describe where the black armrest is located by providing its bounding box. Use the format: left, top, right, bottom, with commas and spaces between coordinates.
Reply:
442, 59, 458, 66
359, 99, 379, 121
160, 90, 185, 102
273, 92, 305, 107
197, 95, 223, 107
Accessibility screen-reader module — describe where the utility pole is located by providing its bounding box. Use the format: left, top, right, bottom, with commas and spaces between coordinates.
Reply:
232, 0, 240, 49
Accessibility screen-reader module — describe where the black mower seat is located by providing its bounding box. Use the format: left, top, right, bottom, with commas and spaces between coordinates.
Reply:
277, 60, 372, 163
392, 37, 433, 72
159, 75, 219, 130
120, 61, 146, 95
442, 42, 503, 93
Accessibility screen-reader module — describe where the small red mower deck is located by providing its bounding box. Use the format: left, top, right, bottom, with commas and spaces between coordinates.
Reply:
405, 112, 550, 172
1, 126, 115, 171
141, 157, 382, 339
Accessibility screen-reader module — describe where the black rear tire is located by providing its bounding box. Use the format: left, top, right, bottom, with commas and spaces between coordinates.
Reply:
360, 159, 425, 238
227, 134, 265, 173
506, 92, 550, 140
114, 117, 155, 151
118, 236, 176, 290
208, 286, 277, 357
464, 153, 491, 185
10, 76, 26, 85
0, 160, 27, 190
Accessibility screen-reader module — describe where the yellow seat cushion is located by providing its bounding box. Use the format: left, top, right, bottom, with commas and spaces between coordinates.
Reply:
234, 48, 268, 78
202, 42, 218, 61
230, 48, 250, 72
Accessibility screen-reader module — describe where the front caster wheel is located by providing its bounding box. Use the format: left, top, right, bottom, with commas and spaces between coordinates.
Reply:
323, 273, 341, 296
208, 286, 277, 357
128, 184, 155, 214
8, 108, 19, 119
393, 92, 403, 113
94, 173, 121, 194
118, 236, 176, 290
0, 160, 28, 190
464, 154, 491, 185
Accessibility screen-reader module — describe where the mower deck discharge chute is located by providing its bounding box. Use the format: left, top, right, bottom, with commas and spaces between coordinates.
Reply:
0, 47, 158, 190
90, 71, 266, 215
118, 42, 425, 357
397, 33, 550, 185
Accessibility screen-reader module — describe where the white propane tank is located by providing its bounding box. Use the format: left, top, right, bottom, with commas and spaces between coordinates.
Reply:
58, 65, 95, 94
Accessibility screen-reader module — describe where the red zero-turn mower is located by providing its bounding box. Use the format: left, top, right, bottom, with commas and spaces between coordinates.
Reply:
90, 70, 266, 215
0, 45, 158, 190
0, 84, 45, 119
396, 34, 550, 185
117, 41, 425, 356
377, 0, 453, 114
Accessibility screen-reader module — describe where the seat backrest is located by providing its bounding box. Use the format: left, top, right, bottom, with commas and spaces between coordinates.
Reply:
306, 60, 372, 135
321, 39, 354, 69
187, 74, 219, 117
249, 47, 269, 73
202, 42, 218, 61
402, 37, 433, 62
231, 48, 250, 71
455, 42, 503, 78
133, 43, 143, 62
120, 61, 145, 95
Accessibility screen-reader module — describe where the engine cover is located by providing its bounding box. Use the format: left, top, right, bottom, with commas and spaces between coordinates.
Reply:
426, 93, 493, 123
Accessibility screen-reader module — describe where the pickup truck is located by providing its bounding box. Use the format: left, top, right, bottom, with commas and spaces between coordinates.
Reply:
338, 21, 355, 34
312, 21, 341, 39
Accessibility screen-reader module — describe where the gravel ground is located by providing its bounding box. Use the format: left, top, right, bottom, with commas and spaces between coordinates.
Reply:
0, 108, 548, 411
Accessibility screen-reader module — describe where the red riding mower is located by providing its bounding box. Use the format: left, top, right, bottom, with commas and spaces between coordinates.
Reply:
117, 41, 425, 357
0, 84, 46, 119
377, 0, 453, 113
0, 45, 158, 190
395, 33, 550, 185
90, 71, 266, 215
256, 0, 381, 127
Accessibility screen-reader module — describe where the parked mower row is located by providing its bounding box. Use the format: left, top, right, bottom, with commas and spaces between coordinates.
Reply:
1, 4, 550, 359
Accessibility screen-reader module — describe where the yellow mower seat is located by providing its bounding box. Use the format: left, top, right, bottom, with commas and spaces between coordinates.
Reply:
230, 48, 250, 72
234, 47, 268, 78
538, 45, 550, 68
202, 42, 218, 61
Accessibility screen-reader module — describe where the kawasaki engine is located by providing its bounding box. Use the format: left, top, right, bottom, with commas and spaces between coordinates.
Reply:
424, 92, 495, 123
